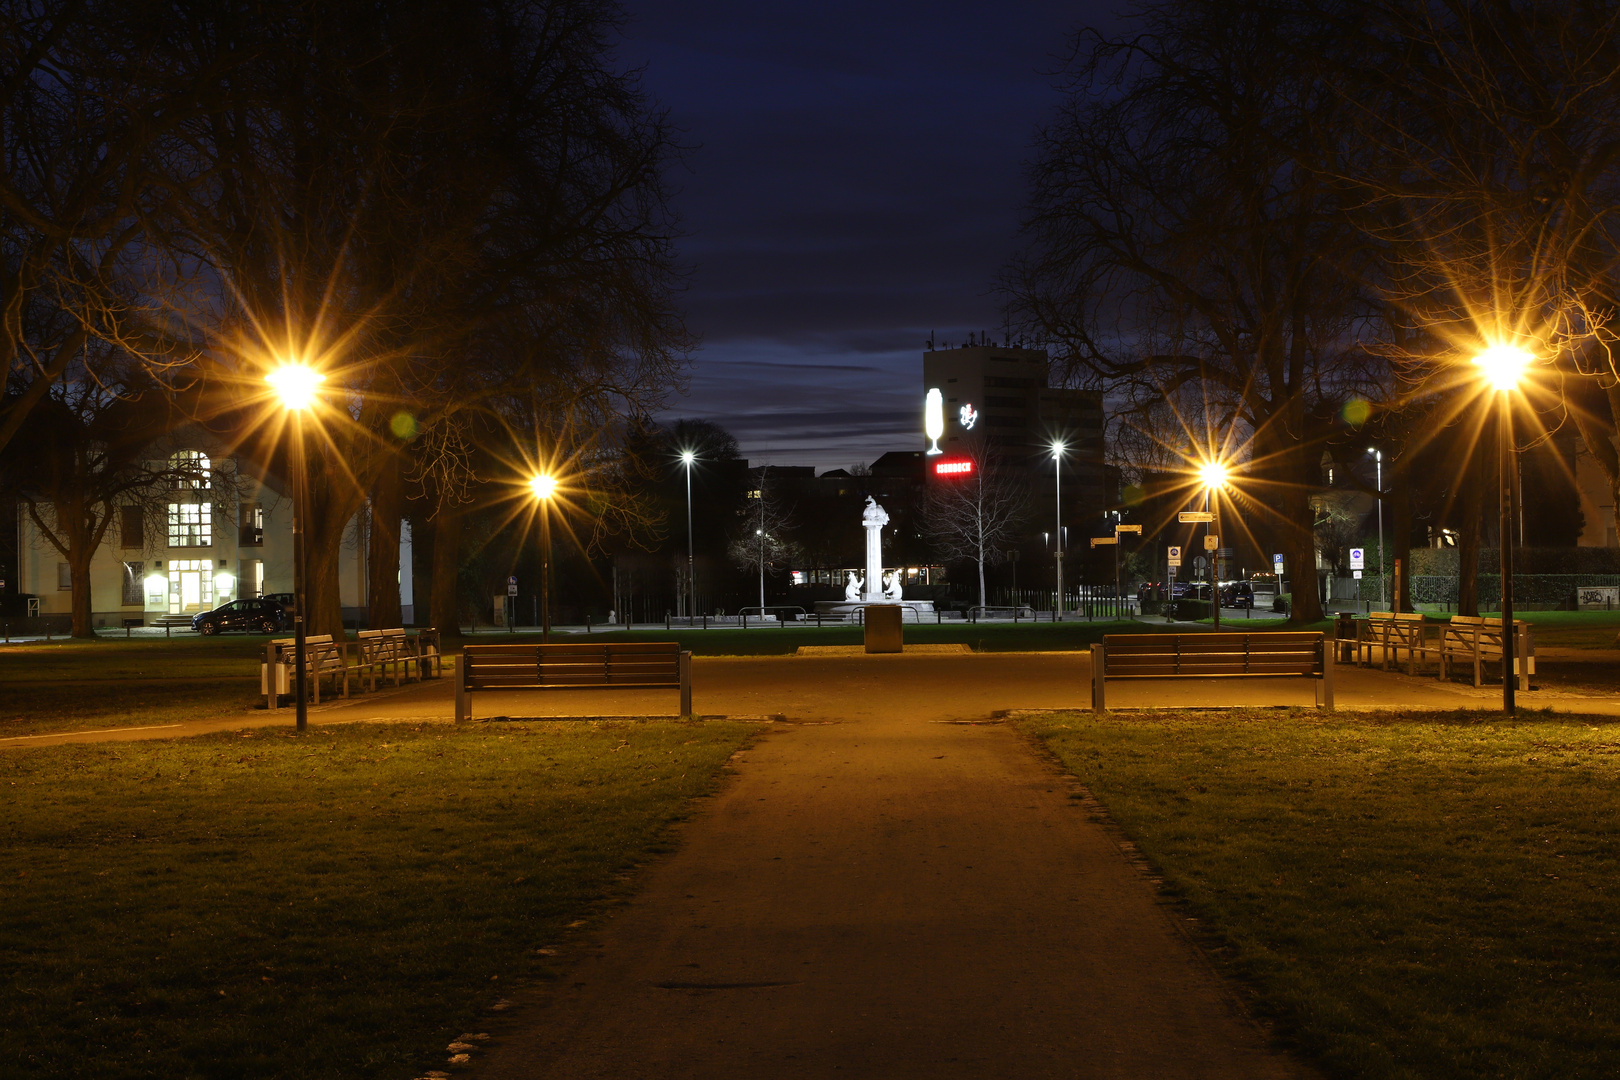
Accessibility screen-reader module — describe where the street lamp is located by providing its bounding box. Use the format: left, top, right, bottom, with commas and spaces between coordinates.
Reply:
1368, 448, 1384, 610
1198, 460, 1228, 631
1474, 343, 1531, 714
1052, 441, 1066, 619
528, 473, 556, 643
680, 450, 696, 620
266, 362, 324, 734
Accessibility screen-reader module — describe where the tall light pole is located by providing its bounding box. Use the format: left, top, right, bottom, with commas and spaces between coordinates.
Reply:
1474, 344, 1530, 714
528, 474, 556, 643
267, 363, 324, 734
1052, 441, 1065, 619
680, 450, 696, 619
757, 466, 767, 614
1198, 461, 1228, 632
1368, 448, 1384, 610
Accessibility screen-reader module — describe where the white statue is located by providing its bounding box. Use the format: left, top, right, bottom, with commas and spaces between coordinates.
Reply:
884, 571, 904, 601
845, 571, 863, 601
862, 496, 890, 529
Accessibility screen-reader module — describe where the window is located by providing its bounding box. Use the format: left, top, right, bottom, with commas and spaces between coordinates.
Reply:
122, 562, 144, 606
58, 562, 72, 590
169, 450, 211, 490
240, 504, 264, 546
168, 502, 212, 547
120, 506, 143, 549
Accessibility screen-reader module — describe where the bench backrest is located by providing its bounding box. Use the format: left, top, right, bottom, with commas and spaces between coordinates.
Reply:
1443, 616, 1530, 655
1366, 611, 1425, 642
462, 641, 683, 688
1101, 632, 1324, 677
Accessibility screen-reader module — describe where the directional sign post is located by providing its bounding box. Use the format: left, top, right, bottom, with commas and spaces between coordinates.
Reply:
1115, 523, 1142, 534
1090, 536, 1117, 546
1178, 511, 1215, 523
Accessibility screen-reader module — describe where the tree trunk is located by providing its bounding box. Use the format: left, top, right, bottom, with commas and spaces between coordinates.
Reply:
70, 551, 95, 638
1284, 450, 1323, 624
1391, 456, 1413, 612
1458, 444, 1483, 617
431, 507, 464, 641
305, 514, 348, 639
366, 466, 403, 630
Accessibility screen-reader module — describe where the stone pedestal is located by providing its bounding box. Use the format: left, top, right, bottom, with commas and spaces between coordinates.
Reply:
864, 604, 903, 653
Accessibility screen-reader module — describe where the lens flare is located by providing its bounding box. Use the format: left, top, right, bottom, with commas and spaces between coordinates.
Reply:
1473, 344, 1532, 391
265, 363, 324, 409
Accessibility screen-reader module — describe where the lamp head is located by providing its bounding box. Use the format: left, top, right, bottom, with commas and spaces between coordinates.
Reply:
1198, 460, 1228, 489
266, 363, 324, 410
680, 450, 696, 466
529, 474, 556, 500
1473, 343, 1532, 392
1051, 440, 1066, 458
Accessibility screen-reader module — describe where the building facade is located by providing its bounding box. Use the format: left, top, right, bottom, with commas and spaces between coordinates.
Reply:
12, 443, 411, 628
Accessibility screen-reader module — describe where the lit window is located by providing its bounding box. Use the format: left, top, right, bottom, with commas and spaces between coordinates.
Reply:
168, 502, 213, 547
169, 450, 212, 490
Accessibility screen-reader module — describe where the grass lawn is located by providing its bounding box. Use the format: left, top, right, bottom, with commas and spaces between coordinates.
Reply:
1025, 708, 1620, 1080
0, 718, 756, 1080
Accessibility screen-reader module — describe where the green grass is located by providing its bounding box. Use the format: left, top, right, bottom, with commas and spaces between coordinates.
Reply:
1025, 709, 1620, 1080
0, 718, 756, 1080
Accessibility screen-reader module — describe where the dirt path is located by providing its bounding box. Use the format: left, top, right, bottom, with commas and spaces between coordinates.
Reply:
475, 686, 1313, 1079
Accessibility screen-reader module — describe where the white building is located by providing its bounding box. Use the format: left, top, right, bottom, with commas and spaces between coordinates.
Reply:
13, 443, 412, 627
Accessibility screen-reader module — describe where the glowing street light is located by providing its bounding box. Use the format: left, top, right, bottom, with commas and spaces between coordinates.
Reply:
1198, 459, 1229, 631
1474, 343, 1531, 713
1052, 440, 1066, 619
680, 450, 697, 620
267, 362, 325, 733
529, 473, 557, 642
1368, 448, 1384, 609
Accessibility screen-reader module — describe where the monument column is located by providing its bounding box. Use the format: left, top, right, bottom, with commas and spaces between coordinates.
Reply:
861, 497, 889, 603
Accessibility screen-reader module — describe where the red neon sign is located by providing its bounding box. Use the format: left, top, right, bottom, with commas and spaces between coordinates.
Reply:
934, 459, 974, 476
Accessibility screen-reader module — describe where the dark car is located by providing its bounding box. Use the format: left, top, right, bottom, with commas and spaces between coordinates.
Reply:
1219, 581, 1255, 609
191, 598, 286, 635
1170, 581, 1211, 600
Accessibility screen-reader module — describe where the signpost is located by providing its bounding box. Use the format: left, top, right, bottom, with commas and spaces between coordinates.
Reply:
1166, 546, 1181, 623
1178, 511, 1214, 523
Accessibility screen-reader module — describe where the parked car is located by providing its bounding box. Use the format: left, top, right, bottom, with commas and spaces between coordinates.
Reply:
1219, 581, 1255, 609
1171, 581, 1211, 600
191, 598, 287, 635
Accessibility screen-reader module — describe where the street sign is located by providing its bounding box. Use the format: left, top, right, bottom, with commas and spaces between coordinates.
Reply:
1178, 511, 1215, 523
507, 583, 518, 596
507, 575, 518, 585
1349, 547, 1364, 570
1353, 570, 1363, 580
1203, 534, 1219, 551
1091, 536, 1118, 547
1167, 546, 1182, 567
1273, 553, 1284, 573
1115, 523, 1142, 534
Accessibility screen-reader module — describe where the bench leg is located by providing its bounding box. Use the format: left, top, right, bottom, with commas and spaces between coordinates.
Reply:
455, 664, 469, 723
1320, 644, 1335, 710
1091, 644, 1105, 712
679, 651, 693, 716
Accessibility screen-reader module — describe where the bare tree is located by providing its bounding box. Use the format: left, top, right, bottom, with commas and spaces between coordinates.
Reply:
919, 443, 1031, 608
726, 466, 801, 612
1007, 0, 1383, 623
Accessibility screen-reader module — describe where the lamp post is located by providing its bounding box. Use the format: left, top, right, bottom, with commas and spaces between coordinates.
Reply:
1052, 441, 1065, 619
680, 450, 696, 620
266, 363, 324, 734
1367, 448, 1384, 610
1474, 344, 1530, 714
1198, 461, 1228, 632
528, 474, 556, 643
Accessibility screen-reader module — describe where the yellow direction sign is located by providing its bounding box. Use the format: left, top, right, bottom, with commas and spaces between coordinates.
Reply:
1178, 511, 1214, 523
1203, 534, 1219, 550
1115, 523, 1142, 533
1091, 536, 1118, 547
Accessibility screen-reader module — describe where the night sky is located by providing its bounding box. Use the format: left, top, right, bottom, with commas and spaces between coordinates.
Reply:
622, 1, 1119, 471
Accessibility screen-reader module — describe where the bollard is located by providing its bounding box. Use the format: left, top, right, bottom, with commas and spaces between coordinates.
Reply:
586, 615, 591, 634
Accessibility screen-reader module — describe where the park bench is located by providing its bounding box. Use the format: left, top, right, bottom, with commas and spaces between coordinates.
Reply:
1439, 615, 1534, 690
1090, 631, 1333, 711
1358, 611, 1437, 675
352, 627, 444, 691
455, 641, 692, 722
262, 635, 350, 709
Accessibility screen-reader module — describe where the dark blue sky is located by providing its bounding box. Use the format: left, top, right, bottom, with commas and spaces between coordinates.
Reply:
621, 2, 1120, 470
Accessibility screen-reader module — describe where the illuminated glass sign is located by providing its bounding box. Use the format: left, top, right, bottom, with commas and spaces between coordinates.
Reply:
925, 388, 944, 454
958, 403, 978, 430
934, 459, 974, 477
